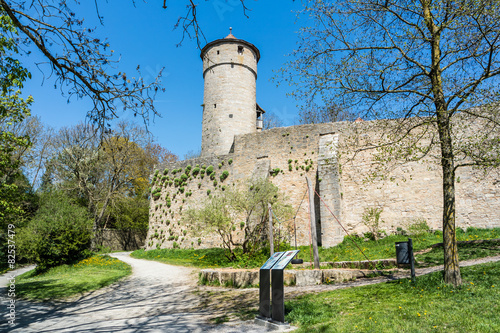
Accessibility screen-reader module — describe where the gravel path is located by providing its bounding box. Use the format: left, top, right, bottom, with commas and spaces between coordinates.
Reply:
2, 253, 499, 332
0, 253, 285, 333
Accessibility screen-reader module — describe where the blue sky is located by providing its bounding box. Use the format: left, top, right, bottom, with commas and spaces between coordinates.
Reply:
22, 0, 307, 158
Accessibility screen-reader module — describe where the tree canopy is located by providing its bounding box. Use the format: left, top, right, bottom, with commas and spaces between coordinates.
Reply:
281, 0, 500, 286
0, 11, 33, 228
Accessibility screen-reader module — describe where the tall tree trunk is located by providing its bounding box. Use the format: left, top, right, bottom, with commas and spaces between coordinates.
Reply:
423, 1, 462, 286
436, 108, 462, 286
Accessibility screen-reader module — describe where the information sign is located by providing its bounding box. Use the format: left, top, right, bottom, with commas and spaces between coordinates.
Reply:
258, 249, 301, 323
272, 250, 300, 270
261, 252, 285, 270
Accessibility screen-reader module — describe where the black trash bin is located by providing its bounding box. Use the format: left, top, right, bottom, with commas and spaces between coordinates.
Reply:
395, 241, 410, 265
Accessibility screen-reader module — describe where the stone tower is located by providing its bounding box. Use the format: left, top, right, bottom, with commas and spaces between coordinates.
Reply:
200, 29, 262, 157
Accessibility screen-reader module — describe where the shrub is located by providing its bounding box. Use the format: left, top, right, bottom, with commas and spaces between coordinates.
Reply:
220, 170, 229, 182
270, 168, 281, 176
408, 218, 431, 236
362, 207, 385, 241
17, 191, 93, 272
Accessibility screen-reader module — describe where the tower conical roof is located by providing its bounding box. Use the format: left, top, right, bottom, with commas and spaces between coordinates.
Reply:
200, 29, 260, 62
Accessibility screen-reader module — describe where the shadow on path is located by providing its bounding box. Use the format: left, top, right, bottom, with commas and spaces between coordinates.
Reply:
0, 253, 278, 332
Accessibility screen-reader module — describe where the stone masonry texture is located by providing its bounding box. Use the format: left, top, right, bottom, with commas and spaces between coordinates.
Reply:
201, 39, 259, 157
146, 120, 499, 251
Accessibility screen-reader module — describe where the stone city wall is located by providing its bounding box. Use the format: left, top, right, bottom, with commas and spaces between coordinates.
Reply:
146, 123, 342, 250
146, 122, 499, 250
337, 119, 500, 236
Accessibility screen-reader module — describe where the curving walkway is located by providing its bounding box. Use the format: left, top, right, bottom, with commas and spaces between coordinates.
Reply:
1, 253, 499, 332
0, 253, 280, 333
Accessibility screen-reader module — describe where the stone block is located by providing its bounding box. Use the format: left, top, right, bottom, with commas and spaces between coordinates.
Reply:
200, 269, 220, 285
295, 269, 322, 286
219, 271, 234, 286
322, 269, 355, 283
233, 270, 259, 287
284, 270, 296, 286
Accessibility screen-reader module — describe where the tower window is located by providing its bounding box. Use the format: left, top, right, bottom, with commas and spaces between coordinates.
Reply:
214, 104, 217, 108
217, 50, 220, 55
229, 114, 233, 118
238, 46, 244, 54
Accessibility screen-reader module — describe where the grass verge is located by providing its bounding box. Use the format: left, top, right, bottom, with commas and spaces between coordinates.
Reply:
296, 227, 500, 263
133, 228, 500, 269
131, 247, 269, 268
285, 261, 500, 332
17, 255, 131, 300
416, 239, 500, 267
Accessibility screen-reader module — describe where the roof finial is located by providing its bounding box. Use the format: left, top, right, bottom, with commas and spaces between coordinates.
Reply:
225, 27, 236, 39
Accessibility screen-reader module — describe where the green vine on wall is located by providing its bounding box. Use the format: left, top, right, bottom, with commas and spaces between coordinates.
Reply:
149, 159, 235, 249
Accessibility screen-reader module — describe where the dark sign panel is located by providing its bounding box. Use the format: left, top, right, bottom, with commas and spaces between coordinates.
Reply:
272, 250, 299, 270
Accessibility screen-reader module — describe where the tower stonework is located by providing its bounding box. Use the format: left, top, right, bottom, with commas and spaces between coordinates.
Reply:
200, 31, 261, 157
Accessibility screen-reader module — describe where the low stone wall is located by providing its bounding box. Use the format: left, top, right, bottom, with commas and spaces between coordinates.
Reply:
295, 259, 397, 270
200, 267, 376, 287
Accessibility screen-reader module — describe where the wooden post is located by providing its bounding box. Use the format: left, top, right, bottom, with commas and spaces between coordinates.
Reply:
268, 203, 274, 256
306, 177, 320, 269
409, 238, 416, 282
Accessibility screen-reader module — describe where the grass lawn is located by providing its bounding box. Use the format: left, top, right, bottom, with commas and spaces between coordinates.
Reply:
285, 261, 500, 333
132, 227, 500, 269
297, 227, 500, 263
17, 255, 131, 300
131, 247, 269, 268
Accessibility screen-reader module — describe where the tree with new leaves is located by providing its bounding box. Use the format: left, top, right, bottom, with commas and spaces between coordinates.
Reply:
281, 0, 500, 286
0, 11, 33, 228
0, 0, 164, 130
52, 121, 175, 245
184, 178, 292, 261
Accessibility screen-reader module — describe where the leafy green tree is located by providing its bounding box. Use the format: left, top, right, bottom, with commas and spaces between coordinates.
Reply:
17, 191, 93, 272
104, 196, 149, 231
102, 196, 149, 250
281, 0, 500, 286
0, 12, 33, 229
51, 121, 175, 247
185, 178, 292, 261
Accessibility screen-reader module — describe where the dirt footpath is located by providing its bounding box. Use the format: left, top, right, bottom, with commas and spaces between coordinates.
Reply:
0, 253, 281, 333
